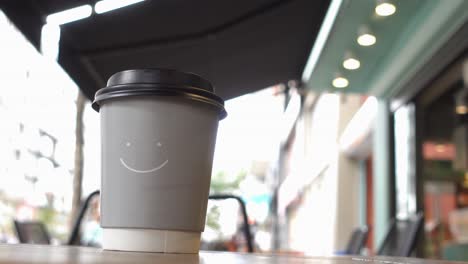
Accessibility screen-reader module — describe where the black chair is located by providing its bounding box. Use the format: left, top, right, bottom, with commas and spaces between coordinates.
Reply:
377, 212, 423, 257
345, 226, 369, 255
68, 191, 254, 252
14, 191, 100, 246
13, 220, 51, 244
67, 190, 100, 245
208, 194, 254, 253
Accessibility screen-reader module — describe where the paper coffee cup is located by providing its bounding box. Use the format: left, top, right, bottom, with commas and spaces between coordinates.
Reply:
92, 69, 226, 253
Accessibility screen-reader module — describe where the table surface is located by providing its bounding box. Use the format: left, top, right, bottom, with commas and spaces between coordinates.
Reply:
0, 244, 460, 264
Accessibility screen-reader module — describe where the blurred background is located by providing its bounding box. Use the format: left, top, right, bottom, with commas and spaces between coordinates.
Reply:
0, 0, 467, 261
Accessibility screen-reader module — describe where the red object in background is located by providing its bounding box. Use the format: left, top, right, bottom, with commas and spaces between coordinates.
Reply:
424, 189, 457, 258
456, 183, 468, 208
366, 157, 374, 253
425, 192, 457, 225
423, 142, 455, 161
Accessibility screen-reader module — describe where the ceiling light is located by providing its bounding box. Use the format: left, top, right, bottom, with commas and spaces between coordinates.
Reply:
46, 5, 92, 25
435, 144, 446, 153
95, 0, 145, 14
464, 173, 468, 188
343, 58, 360, 70
375, 0, 396, 17
357, 34, 376, 46
455, 89, 468, 114
357, 26, 376, 46
343, 52, 360, 70
456, 105, 468, 115
333, 76, 349, 88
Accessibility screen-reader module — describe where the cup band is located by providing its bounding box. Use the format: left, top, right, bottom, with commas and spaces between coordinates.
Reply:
102, 228, 201, 254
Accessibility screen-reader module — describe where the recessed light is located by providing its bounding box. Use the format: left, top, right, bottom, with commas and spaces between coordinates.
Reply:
435, 144, 446, 153
456, 105, 468, 115
455, 89, 468, 115
343, 52, 361, 71
343, 58, 360, 70
333, 77, 349, 88
375, 0, 396, 17
357, 34, 376, 46
357, 26, 376, 46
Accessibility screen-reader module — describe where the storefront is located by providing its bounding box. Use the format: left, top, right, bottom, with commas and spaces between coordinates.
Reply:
283, 0, 468, 257
386, 3, 468, 254
393, 54, 468, 259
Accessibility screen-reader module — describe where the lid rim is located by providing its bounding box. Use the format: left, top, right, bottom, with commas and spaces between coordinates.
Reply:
93, 69, 226, 119
92, 85, 227, 119
95, 83, 222, 101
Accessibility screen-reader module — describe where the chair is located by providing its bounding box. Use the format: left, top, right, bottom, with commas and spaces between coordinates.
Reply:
208, 194, 254, 253
67, 190, 100, 245
377, 212, 423, 257
14, 191, 100, 246
13, 220, 51, 244
345, 226, 369, 255
68, 191, 254, 252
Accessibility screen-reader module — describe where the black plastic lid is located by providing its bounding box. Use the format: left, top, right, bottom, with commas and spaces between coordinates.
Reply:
92, 69, 226, 119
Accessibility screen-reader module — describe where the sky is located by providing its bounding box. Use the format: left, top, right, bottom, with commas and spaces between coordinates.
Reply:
0, 13, 78, 210
212, 87, 285, 177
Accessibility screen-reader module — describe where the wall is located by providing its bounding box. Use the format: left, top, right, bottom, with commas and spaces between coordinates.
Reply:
283, 93, 363, 254
334, 95, 363, 250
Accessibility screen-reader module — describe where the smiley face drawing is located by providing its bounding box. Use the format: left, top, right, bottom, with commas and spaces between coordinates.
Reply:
119, 141, 169, 174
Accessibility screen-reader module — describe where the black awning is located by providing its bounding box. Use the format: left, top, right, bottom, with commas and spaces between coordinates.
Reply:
1, 0, 329, 101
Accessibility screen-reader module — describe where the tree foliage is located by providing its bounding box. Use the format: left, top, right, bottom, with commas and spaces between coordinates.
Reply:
209, 170, 247, 194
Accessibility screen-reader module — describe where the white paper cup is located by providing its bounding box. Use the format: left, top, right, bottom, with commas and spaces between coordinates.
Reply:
92, 69, 226, 253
